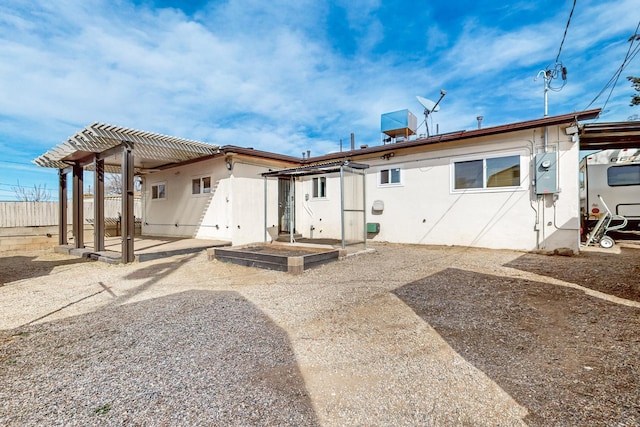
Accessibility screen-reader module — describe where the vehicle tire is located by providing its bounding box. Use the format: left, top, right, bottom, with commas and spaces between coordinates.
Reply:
600, 236, 615, 249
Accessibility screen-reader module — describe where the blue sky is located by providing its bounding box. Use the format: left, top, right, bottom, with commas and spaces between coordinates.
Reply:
0, 0, 638, 200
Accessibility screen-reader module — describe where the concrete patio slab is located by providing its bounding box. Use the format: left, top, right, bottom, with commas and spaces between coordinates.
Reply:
55, 236, 231, 263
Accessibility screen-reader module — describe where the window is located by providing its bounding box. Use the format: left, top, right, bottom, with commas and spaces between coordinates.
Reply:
312, 177, 326, 198
192, 176, 212, 195
453, 154, 521, 191
380, 168, 401, 186
151, 183, 166, 199
607, 164, 640, 186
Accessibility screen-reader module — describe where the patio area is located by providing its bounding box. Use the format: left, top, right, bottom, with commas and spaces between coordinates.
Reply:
55, 236, 231, 263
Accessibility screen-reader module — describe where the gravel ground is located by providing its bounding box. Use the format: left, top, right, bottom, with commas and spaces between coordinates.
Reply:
1, 242, 639, 426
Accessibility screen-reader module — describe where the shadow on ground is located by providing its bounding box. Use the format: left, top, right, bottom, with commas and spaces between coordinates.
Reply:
505, 248, 640, 302
0, 290, 318, 426
0, 255, 93, 286
394, 268, 640, 427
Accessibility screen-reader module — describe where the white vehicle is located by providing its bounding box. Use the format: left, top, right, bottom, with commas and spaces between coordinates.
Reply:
580, 148, 640, 232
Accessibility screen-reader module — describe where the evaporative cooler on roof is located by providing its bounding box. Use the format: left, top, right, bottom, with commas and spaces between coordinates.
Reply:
381, 109, 417, 141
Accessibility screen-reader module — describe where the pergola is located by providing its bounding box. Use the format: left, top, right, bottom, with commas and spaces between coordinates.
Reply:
34, 123, 219, 263
262, 160, 369, 249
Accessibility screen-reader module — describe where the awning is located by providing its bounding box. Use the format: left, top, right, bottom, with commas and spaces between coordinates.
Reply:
262, 160, 369, 178
34, 122, 219, 172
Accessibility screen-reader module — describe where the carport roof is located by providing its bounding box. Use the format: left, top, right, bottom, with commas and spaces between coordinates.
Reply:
34, 122, 219, 172
579, 122, 640, 150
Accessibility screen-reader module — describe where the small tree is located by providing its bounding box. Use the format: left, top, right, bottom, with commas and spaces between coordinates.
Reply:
106, 173, 122, 195
105, 173, 141, 195
13, 181, 52, 202
628, 76, 640, 106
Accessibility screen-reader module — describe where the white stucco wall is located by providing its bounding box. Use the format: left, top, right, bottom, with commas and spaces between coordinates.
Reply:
141, 157, 233, 240
296, 171, 343, 239
139, 123, 580, 252
296, 125, 581, 252
229, 162, 279, 246
141, 156, 283, 245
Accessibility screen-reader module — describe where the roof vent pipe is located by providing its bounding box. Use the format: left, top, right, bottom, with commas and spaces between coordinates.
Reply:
302, 152, 306, 159
307, 149, 311, 159
350, 133, 355, 151
477, 116, 484, 129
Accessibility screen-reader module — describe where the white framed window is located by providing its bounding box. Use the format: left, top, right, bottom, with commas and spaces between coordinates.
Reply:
379, 167, 402, 186
312, 177, 327, 198
151, 183, 166, 200
451, 154, 522, 192
192, 176, 212, 195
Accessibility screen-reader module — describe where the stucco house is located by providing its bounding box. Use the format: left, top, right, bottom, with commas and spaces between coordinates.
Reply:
38, 108, 627, 262
292, 109, 601, 253
140, 146, 300, 246
136, 108, 603, 254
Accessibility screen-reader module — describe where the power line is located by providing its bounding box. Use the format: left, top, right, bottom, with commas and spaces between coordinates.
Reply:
555, 0, 576, 64
0, 182, 54, 190
584, 21, 640, 111
534, 1, 577, 113
0, 159, 37, 166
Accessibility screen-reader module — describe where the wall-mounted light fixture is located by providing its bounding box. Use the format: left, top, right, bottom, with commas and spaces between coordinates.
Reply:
381, 152, 395, 160
565, 125, 579, 135
225, 159, 233, 170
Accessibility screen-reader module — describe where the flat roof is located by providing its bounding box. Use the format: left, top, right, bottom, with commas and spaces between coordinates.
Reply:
302, 109, 602, 164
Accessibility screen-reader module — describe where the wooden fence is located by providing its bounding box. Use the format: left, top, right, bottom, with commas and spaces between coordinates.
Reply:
0, 199, 142, 228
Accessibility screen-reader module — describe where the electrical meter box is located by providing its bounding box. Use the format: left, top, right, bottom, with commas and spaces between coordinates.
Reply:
535, 152, 558, 194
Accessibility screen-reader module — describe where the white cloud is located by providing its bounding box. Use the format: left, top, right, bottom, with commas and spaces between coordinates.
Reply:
0, 0, 638, 164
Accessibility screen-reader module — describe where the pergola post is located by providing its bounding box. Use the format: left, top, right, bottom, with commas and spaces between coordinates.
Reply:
362, 168, 367, 250
58, 169, 68, 245
72, 164, 84, 248
263, 176, 267, 242
93, 157, 105, 251
290, 176, 295, 244
340, 165, 345, 249
121, 144, 135, 263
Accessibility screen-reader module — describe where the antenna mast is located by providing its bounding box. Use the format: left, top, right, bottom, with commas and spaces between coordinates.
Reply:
534, 64, 567, 150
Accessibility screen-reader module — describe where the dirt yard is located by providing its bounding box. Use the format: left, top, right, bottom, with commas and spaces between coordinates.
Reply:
1, 242, 639, 426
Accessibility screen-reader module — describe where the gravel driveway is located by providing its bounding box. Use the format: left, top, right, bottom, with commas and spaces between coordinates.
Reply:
1, 242, 639, 426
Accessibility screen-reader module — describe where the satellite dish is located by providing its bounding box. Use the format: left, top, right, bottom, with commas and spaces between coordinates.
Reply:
416, 90, 446, 137
416, 96, 440, 112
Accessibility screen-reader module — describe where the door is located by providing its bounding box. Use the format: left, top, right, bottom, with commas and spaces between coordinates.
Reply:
278, 178, 294, 234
